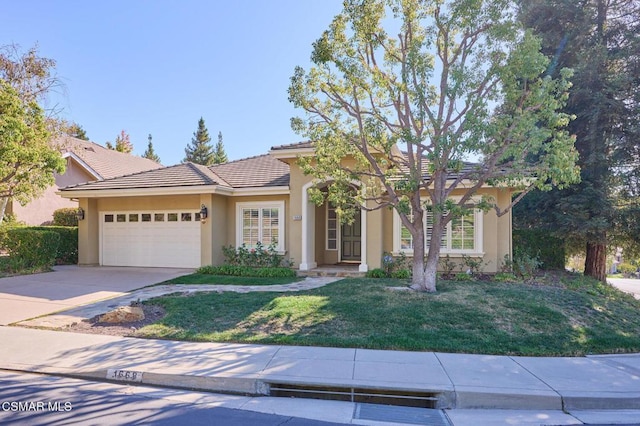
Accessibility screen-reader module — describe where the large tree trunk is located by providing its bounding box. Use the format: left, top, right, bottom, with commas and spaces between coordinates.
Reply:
0, 197, 8, 224
409, 210, 442, 293
584, 241, 607, 282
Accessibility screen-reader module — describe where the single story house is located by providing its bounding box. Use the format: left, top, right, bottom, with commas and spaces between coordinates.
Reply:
59, 142, 513, 272
9, 136, 162, 225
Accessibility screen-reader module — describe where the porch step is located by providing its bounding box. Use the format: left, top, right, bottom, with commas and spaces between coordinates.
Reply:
298, 268, 366, 278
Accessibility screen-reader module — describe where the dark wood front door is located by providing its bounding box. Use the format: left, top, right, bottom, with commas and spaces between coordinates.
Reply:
341, 210, 361, 261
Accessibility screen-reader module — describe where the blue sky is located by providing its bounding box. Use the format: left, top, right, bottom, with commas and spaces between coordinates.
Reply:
3, 1, 343, 165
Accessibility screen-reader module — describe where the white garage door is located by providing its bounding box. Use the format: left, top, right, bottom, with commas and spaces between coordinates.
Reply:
101, 211, 201, 268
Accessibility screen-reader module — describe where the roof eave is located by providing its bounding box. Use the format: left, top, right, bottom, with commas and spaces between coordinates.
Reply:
269, 148, 316, 159
57, 184, 290, 199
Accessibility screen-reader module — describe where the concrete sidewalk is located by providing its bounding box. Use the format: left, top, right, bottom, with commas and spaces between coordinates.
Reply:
1, 326, 639, 425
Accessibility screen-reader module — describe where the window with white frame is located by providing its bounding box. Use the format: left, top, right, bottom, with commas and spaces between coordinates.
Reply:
394, 202, 483, 255
236, 201, 285, 251
326, 203, 338, 250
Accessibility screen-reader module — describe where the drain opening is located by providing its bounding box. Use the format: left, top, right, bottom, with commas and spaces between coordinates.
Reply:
268, 383, 439, 408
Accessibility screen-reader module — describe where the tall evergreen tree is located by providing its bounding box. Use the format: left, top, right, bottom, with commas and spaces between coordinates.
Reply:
516, 0, 640, 281
142, 133, 161, 163
183, 117, 214, 165
212, 131, 228, 164
63, 121, 89, 140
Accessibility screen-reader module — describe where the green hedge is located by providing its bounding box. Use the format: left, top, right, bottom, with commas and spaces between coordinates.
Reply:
197, 265, 296, 278
5, 228, 60, 271
513, 229, 565, 270
29, 226, 78, 264
53, 207, 80, 227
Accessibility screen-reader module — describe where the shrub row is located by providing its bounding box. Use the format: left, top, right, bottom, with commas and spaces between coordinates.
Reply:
4, 228, 60, 271
53, 207, 80, 227
513, 229, 565, 270
29, 226, 78, 264
197, 264, 296, 278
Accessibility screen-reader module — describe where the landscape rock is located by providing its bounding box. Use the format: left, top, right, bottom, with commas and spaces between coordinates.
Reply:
99, 306, 145, 323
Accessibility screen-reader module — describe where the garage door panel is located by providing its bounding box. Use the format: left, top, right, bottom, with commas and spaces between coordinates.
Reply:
101, 211, 201, 268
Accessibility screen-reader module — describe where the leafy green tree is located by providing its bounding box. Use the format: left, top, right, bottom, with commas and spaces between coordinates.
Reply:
516, 0, 640, 281
213, 131, 228, 164
183, 117, 214, 165
142, 133, 161, 163
0, 81, 65, 223
289, 0, 579, 292
107, 130, 133, 153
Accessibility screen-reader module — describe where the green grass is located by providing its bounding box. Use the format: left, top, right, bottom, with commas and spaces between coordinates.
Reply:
162, 274, 303, 286
137, 274, 640, 356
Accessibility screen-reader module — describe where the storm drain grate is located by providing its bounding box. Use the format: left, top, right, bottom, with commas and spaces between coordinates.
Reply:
268, 383, 440, 408
355, 403, 451, 426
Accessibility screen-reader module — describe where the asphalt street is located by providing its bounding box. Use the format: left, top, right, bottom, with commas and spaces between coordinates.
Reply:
0, 371, 348, 426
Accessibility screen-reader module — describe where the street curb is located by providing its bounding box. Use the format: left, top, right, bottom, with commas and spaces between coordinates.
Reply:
6, 363, 640, 411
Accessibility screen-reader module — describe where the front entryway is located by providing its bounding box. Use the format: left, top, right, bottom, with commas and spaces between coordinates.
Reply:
341, 209, 361, 262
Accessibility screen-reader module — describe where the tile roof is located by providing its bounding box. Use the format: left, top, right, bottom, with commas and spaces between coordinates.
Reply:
62, 162, 221, 191
270, 141, 313, 151
60, 154, 289, 192
209, 154, 289, 188
57, 136, 162, 179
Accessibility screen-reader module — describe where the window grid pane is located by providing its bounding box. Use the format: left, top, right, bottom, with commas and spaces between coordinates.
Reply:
327, 204, 337, 250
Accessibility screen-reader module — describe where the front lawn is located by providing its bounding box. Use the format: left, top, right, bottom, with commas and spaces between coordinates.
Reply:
137, 273, 640, 356
162, 274, 303, 286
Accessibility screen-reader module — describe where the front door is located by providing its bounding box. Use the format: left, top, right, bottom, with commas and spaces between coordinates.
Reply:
341, 209, 361, 261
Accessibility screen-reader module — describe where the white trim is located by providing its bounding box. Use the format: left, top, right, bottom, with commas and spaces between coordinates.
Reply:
269, 148, 316, 159
392, 198, 484, 256
62, 152, 103, 180
299, 181, 317, 271
235, 201, 286, 252
326, 203, 338, 251
359, 207, 368, 272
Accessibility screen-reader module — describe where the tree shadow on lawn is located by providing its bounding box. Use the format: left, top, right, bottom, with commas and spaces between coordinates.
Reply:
135, 278, 640, 356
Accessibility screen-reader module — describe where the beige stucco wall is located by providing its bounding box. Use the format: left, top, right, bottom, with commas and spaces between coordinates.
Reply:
285, 159, 512, 273
10, 159, 94, 225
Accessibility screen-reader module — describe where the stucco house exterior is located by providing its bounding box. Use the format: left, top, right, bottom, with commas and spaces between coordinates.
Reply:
59, 142, 513, 272
9, 136, 162, 225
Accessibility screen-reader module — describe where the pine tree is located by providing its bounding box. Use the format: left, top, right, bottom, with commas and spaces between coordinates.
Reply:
183, 117, 214, 165
212, 131, 228, 164
63, 121, 89, 140
142, 134, 161, 163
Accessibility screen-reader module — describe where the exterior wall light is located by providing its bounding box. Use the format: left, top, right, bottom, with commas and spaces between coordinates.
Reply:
76, 207, 85, 221
200, 205, 208, 222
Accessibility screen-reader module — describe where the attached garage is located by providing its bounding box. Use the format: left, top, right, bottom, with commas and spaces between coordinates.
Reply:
100, 210, 201, 268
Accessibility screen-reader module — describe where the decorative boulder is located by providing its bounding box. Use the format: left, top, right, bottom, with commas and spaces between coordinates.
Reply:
99, 306, 145, 323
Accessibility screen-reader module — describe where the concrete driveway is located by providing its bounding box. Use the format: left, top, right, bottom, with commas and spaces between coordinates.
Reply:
0, 265, 193, 325
608, 277, 640, 299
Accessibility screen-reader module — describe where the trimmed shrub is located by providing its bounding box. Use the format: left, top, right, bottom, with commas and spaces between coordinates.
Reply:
5, 228, 60, 271
30, 226, 78, 264
366, 268, 387, 278
196, 264, 296, 278
513, 229, 565, 270
53, 207, 80, 227
222, 242, 292, 268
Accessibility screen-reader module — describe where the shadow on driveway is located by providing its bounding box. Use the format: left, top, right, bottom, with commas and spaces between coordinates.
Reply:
0, 265, 192, 325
